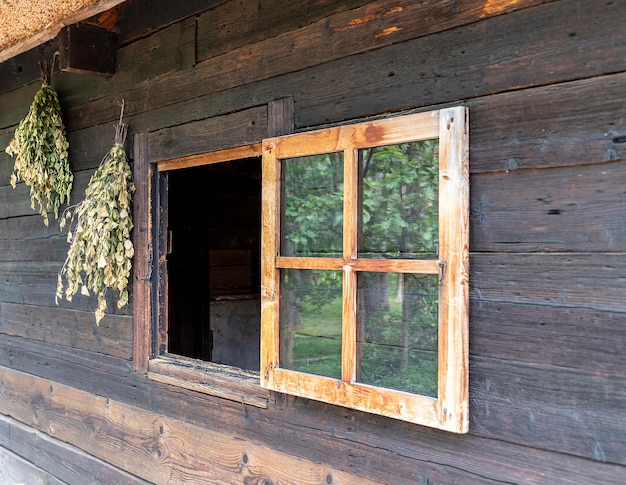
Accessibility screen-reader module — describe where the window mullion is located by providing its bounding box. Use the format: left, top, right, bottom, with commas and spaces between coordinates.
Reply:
342, 148, 358, 382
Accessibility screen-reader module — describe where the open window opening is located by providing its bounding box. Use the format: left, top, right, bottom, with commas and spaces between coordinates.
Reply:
165, 157, 262, 371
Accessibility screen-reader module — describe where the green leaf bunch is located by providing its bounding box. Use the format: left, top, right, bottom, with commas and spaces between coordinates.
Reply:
5, 79, 72, 226
57, 122, 135, 324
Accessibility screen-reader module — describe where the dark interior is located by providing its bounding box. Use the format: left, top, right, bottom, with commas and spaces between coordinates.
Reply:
166, 157, 262, 366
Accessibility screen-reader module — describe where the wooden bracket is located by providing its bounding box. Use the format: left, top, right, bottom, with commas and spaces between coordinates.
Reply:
58, 23, 117, 77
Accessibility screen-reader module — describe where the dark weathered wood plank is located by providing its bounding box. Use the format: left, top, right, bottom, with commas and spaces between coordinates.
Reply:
2, 360, 626, 483
471, 159, 626, 252
3, 333, 626, 472
63, 0, 585, 132
0, 335, 137, 401
0, 166, 92, 220
197, 0, 373, 61
267, 97, 295, 137
0, 80, 38, 130
0, 301, 132, 360
58, 23, 118, 77
469, 356, 626, 465
58, 17, 197, 114
148, 105, 268, 162
0, 414, 150, 485
0, 17, 197, 130
0, 444, 66, 485
470, 252, 626, 312
0, 128, 15, 183
471, 301, 626, 376
468, 72, 626, 173
0, 261, 132, 317
471, 355, 626, 420
295, 0, 626, 127
0, 0, 210, 95
0, 215, 67, 261
112, 0, 227, 44
0, 40, 58, 95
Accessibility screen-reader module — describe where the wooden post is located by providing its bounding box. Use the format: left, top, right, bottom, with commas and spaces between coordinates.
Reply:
267, 97, 294, 137
132, 132, 153, 372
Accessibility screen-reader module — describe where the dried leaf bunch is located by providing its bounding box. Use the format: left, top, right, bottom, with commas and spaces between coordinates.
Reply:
57, 121, 135, 324
5, 62, 72, 226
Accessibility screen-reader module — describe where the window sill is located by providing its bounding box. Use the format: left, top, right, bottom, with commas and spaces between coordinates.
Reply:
147, 354, 268, 408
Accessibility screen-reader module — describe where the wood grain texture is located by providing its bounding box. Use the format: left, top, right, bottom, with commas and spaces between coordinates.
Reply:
133, 132, 152, 371
0, 0, 625, 481
471, 159, 626, 252
0, 301, 131, 360
113, 0, 227, 45
148, 355, 268, 408
0, 261, 132, 318
0, 366, 384, 485
148, 106, 268, 162
157, 144, 262, 172
59, 0, 567, 132
0, 414, 150, 485
0, 445, 65, 485
55, 58, 624, 178
470, 301, 626, 375
276, 256, 440, 273
469, 356, 626, 465
260, 137, 280, 390
470, 252, 626, 312
437, 106, 470, 433
197, 0, 372, 61
295, 0, 626, 128
0, 215, 67, 261
468, 72, 626, 173
3, 333, 626, 475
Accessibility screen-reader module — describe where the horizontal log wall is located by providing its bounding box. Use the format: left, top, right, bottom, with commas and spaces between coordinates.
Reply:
0, 0, 625, 483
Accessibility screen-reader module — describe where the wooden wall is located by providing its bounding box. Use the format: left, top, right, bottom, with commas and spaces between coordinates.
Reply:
1, 0, 625, 483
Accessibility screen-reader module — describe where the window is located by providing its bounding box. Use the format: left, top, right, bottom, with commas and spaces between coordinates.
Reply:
137, 144, 270, 409
260, 107, 469, 432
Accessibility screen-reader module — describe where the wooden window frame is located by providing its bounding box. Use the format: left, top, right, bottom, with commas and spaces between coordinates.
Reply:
133, 141, 270, 408
132, 99, 293, 409
260, 107, 469, 432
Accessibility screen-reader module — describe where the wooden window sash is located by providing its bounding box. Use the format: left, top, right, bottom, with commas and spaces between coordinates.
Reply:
261, 108, 469, 432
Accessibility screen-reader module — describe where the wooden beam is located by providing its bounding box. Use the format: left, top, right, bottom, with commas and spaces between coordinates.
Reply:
59, 23, 117, 77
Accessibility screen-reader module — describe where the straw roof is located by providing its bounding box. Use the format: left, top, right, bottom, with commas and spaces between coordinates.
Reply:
0, 0, 126, 63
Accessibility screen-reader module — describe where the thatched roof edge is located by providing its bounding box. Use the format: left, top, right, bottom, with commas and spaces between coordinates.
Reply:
0, 0, 126, 63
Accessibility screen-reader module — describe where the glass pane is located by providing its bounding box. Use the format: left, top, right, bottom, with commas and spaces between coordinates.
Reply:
356, 272, 438, 397
358, 141, 438, 259
280, 269, 342, 379
282, 153, 343, 257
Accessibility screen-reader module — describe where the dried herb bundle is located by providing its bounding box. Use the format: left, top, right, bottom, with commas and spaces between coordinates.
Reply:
5, 60, 72, 226
57, 117, 135, 324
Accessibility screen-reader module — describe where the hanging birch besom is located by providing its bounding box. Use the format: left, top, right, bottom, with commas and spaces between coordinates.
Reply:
5, 59, 72, 226
57, 104, 135, 324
